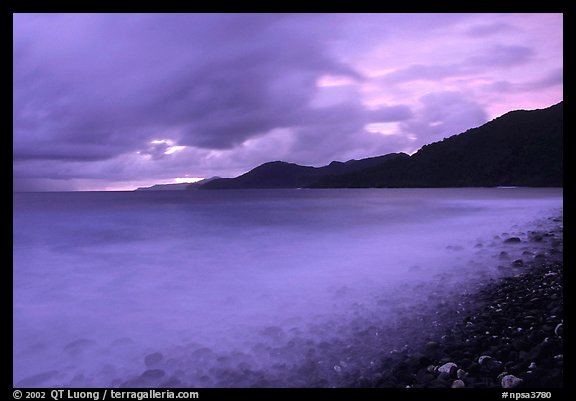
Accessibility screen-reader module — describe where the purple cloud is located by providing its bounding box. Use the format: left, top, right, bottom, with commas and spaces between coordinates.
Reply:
465, 22, 515, 37
12, 13, 563, 191
467, 44, 534, 67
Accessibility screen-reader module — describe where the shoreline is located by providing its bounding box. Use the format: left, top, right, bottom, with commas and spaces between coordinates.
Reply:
13, 199, 563, 389
352, 214, 563, 389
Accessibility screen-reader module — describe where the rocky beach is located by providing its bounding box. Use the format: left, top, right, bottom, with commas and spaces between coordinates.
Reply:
351, 214, 564, 389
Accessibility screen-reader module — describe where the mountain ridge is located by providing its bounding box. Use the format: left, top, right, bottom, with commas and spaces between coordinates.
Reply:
200, 102, 563, 189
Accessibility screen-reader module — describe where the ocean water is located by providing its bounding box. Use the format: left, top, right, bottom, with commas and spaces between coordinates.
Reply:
13, 188, 562, 387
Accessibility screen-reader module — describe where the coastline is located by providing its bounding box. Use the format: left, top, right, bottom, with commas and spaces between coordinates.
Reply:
352, 213, 563, 389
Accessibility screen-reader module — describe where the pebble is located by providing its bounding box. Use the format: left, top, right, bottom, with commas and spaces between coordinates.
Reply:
350, 220, 563, 389
141, 369, 166, 380
144, 352, 164, 367
438, 362, 457, 374
501, 374, 523, 388
554, 323, 563, 337
451, 379, 466, 388
63, 338, 97, 354
478, 355, 493, 365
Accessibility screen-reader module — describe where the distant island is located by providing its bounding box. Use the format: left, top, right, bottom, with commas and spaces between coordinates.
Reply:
136, 177, 220, 191
200, 102, 562, 189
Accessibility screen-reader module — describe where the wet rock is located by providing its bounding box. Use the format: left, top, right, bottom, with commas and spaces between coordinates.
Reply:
478, 355, 503, 372
501, 374, 523, 388
144, 352, 164, 367
141, 369, 166, 380
438, 362, 458, 375
497, 372, 509, 381
478, 355, 493, 365
554, 323, 563, 337
63, 338, 97, 354
452, 379, 466, 388
530, 235, 543, 242
415, 369, 434, 386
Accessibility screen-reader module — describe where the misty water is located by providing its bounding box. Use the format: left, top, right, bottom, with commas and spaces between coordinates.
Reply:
13, 188, 562, 388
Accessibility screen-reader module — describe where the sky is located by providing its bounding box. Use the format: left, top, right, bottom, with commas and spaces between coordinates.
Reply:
13, 13, 563, 191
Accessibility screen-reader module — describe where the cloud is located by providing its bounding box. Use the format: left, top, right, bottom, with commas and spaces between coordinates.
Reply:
382, 63, 467, 84
484, 68, 563, 93
13, 14, 362, 159
12, 13, 563, 190
467, 44, 534, 67
380, 44, 534, 86
399, 91, 489, 147
464, 22, 515, 37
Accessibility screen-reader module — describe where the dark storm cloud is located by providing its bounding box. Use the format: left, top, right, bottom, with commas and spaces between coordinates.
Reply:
13, 13, 363, 161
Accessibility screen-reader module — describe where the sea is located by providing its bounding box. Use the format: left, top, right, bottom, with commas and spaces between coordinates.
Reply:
12, 188, 563, 387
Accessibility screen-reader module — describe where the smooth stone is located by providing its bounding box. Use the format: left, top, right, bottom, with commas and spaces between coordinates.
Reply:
504, 237, 522, 244
63, 338, 97, 354
144, 352, 164, 367
456, 369, 468, 380
451, 379, 466, 388
141, 369, 166, 379
512, 259, 524, 267
438, 362, 458, 374
501, 374, 523, 388
478, 355, 493, 365
554, 323, 563, 337
497, 372, 509, 381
